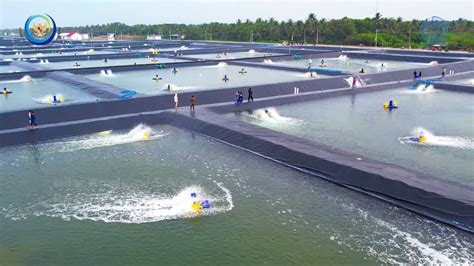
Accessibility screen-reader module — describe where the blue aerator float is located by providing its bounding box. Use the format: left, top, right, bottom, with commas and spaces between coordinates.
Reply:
118, 90, 137, 100
190, 192, 211, 212
308, 68, 344, 75
408, 79, 437, 90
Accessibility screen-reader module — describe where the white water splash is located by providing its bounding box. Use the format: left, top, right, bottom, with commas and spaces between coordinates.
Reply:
337, 203, 473, 264
344, 76, 364, 87
50, 124, 167, 152
19, 75, 33, 82
399, 127, 474, 149
33, 94, 65, 104
99, 69, 114, 77
1, 75, 34, 83
405, 84, 436, 94
161, 83, 196, 92
301, 72, 318, 79
250, 108, 301, 126
4, 184, 233, 224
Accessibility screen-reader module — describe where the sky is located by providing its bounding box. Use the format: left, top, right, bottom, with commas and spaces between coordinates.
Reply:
0, 0, 472, 29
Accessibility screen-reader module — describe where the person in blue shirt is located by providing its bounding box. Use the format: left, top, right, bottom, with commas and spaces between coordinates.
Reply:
28, 110, 37, 129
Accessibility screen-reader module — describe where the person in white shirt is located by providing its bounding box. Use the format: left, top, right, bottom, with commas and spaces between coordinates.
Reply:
174, 93, 178, 110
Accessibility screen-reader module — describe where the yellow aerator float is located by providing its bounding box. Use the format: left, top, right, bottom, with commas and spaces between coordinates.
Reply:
2, 88, 12, 95
164, 84, 173, 92
190, 192, 211, 213
408, 131, 427, 143
192, 202, 202, 212
47, 95, 63, 104
143, 131, 151, 138
383, 100, 398, 110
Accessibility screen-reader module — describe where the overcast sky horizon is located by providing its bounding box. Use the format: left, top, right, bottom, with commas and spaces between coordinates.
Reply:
0, 0, 472, 29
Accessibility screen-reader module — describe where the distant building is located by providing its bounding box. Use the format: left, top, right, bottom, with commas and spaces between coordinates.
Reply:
170, 34, 185, 40
59, 32, 89, 41
147, 34, 162, 40
107, 33, 115, 41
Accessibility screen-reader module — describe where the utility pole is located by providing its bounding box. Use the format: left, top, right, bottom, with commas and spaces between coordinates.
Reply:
375, 29, 378, 48
408, 29, 412, 49
316, 28, 319, 45
250, 30, 253, 43
303, 29, 306, 44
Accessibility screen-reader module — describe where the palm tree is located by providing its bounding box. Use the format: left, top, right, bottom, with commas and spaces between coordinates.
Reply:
287, 19, 295, 42
305, 13, 318, 44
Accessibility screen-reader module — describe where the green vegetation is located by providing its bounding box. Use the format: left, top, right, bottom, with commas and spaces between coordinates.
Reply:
60, 14, 473, 50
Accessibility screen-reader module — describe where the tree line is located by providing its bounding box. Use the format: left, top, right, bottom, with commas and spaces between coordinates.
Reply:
34, 14, 474, 50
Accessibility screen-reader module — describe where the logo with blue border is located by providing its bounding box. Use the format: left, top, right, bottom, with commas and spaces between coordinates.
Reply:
24, 14, 57, 45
